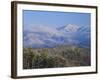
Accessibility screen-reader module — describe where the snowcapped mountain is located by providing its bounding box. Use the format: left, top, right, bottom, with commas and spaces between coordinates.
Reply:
57, 24, 80, 32
23, 24, 90, 48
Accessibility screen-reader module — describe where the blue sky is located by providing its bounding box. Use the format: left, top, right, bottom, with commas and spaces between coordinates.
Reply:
23, 10, 90, 29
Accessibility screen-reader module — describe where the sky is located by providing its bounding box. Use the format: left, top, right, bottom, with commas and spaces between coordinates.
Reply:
23, 10, 90, 29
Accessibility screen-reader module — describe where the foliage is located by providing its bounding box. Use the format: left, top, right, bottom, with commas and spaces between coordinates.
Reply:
23, 46, 90, 69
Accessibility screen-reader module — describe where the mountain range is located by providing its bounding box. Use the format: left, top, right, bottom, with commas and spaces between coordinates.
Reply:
23, 24, 90, 48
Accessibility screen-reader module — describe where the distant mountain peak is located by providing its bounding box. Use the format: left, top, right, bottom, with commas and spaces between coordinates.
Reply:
65, 24, 80, 31
59, 24, 80, 32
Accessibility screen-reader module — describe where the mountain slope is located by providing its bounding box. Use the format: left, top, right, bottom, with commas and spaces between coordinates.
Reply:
23, 24, 90, 48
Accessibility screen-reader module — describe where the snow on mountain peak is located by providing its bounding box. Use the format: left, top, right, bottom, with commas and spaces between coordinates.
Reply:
63, 24, 80, 32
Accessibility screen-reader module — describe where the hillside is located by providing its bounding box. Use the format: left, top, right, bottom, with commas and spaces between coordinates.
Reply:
23, 45, 90, 69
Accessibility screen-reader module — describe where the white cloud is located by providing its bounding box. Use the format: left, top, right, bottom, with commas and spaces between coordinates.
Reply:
23, 24, 90, 47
